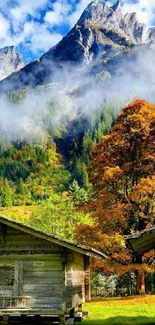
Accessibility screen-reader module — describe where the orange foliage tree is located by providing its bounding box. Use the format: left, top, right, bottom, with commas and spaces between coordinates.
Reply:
76, 100, 155, 294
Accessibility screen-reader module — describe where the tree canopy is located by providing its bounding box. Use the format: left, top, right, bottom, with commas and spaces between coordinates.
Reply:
76, 100, 155, 279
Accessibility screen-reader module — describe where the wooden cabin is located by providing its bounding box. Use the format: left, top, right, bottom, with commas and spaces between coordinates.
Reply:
0, 215, 106, 324
126, 227, 155, 295
127, 226, 155, 255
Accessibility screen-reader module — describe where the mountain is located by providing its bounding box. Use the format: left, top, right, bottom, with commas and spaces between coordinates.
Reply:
146, 27, 155, 46
0, 46, 24, 81
0, 0, 154, 93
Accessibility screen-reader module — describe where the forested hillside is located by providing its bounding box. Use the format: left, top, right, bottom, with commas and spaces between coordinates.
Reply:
0, 88, 117, 241
0, 88, 116, 205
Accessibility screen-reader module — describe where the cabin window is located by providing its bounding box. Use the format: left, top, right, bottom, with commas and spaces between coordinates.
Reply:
0, 261, 24, 298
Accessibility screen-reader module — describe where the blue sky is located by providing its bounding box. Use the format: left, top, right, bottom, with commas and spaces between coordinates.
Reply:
0, 0, 155, 63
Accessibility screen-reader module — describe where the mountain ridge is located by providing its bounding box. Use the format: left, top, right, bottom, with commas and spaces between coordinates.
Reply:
0, 0, 155, 93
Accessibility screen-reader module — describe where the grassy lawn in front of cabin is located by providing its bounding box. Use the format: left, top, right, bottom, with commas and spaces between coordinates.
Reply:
80, 295, 155, 325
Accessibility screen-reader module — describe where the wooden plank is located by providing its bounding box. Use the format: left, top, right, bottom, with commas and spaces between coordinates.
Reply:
23, 285, 64, 293
0, 255, 64, 261
84, 256, 91, 301
25, 258, 64, 264
0, 308, 65, 316
23, 280, 64, 289
23, 274, 63, 280
31, 297, 62, 305
65, 318, 74, 325
24, 262, 64, 269
14, 261, 23, 296
24, 267, 63, 273
23, 290, 64, 298
23, 278, 63, 285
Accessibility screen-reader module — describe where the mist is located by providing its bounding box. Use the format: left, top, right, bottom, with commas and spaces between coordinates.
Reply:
0, 44, 155, 144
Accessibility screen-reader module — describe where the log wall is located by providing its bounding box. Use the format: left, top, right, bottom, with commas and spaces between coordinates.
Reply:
65, 251, 85, 309
0, 224, 65, 311
0, 223, 90, 315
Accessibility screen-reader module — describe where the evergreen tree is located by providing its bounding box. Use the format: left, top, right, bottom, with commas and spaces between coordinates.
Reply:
1, 179, 12, 207
82, 131, 94, 164
69, 180, 89, 204
18, 178, 25, 196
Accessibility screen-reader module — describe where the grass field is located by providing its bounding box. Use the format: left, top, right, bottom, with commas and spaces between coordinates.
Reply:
81, 296, 155, 325
0, 206, 35, 222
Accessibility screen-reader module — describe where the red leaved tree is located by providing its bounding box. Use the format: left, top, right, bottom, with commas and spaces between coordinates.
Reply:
76, 99, 155, 294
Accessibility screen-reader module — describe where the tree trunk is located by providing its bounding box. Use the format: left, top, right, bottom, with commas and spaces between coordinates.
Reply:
136, 271, 145, 295
135, 254, 145, 295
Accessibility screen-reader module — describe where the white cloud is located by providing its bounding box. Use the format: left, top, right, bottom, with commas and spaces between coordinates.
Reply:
0, 0, 63, 60
23, 22, 62, 54
0, 13, 9, 40
44, 0, 71, 26
18, 0, 49, 11
0, 0, 10, 15
10, 0, 49, 33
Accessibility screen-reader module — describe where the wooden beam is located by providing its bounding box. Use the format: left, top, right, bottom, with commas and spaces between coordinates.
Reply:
2, 315, 9, 325
59, 314, 65, 325
70, 308, 75, 318
84, 256, 91, 301
78, 303, 83, 312
0, 224, 6, 245
14, 261, 23, 296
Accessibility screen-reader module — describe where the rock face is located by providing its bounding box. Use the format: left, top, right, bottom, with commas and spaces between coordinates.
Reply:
0, 0, 154, 92
42, 0, 146, 65
0, 46, 24, 81
146, 27, 155, 47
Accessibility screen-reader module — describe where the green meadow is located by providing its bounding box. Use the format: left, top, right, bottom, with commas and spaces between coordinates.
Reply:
80, 296, 155, 325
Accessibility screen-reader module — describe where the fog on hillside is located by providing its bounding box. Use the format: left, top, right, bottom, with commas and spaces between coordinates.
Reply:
0, 45, 155, 143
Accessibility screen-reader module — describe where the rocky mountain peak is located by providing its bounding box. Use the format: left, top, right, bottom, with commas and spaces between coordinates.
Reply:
0, 46, 24, 81
123, 12, 146, 43
111, 1, 123, 21
146, 27, 155, 47
75, 0, 144, 46
78, 1, 112, 25
0, 1, 155, 93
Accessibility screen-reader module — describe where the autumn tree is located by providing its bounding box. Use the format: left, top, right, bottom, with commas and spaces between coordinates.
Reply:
76, 100, 155, 294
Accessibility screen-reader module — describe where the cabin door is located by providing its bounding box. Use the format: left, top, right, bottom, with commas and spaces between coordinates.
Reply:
0, 262, 15, 297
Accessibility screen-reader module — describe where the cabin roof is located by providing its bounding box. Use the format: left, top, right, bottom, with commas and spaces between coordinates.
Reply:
126, 226, 155, 254
0, 215, 107, 260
